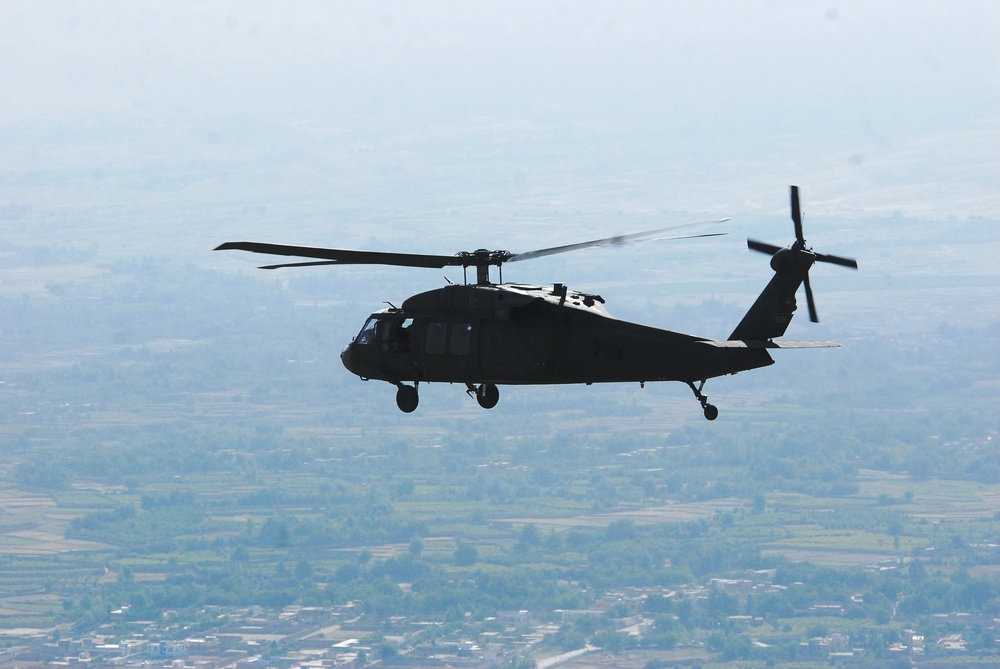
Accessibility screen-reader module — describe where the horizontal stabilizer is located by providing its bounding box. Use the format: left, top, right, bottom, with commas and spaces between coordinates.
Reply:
699, 339, 841, 349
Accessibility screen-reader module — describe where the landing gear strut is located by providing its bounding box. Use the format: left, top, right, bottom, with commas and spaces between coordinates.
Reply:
395, 382, 419, 413
687, 380, 718, 421
466, 383, 500, 409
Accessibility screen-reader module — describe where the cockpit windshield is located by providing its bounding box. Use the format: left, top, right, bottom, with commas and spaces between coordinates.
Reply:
355, 318, 378, 345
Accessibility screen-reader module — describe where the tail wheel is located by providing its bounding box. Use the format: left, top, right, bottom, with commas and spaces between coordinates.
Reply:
687, 380, 718, 421
476, 383, 500, 409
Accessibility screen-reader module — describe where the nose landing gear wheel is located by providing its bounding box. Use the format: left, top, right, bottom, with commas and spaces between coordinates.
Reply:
395, 384, 419, 413
476, 383, 500, 409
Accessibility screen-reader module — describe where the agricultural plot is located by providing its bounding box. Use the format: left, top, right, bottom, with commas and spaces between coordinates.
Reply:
0, 485, 109, 556
856, 469, 1000, 521
500, 498, 748, 530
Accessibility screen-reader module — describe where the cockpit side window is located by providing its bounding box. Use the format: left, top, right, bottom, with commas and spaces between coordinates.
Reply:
396, 318, 414, 352
356, 318, 378, 345
380, 317, 414, 352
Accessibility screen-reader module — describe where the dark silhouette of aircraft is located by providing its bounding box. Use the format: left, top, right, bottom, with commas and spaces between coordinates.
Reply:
217, 186, 857, 419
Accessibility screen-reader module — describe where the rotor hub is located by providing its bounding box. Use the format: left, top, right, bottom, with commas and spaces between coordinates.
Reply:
769, 247, 814, 274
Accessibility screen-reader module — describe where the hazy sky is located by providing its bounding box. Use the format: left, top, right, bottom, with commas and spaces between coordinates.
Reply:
2, 1, 998, 237
5, 2, 998, 121
1, 2, 997, 406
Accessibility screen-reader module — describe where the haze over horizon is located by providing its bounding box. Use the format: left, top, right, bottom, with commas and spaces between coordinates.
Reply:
2, 1, 997, 237
1, 2, 998, 342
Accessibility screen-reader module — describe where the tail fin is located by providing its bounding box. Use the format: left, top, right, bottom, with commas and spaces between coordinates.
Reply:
729, 186, 857, 342
728, 266, 806, 341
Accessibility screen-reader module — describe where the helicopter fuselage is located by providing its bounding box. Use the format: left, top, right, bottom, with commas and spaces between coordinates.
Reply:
340, 283, 774, 388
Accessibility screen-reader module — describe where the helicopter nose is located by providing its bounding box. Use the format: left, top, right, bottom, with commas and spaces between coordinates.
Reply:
340, 345, 353, 373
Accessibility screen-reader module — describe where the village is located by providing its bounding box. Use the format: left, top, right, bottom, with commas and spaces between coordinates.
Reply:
1, 575, 988, 669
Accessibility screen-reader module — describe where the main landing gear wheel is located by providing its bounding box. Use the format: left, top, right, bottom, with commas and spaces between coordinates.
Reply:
476, 383, 500, 409
395, 384, 419, 413
467, 382, 500, 409
687, 380, 718, 421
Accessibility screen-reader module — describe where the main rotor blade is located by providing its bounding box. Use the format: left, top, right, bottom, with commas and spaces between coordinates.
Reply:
747, 239, 782, 256
815, 252, 859, 269
508, 219, 729, 263
215, 241, 465, 269
803, 272, 819, 323
790, 185, 804, 244
259, 260, 342, 270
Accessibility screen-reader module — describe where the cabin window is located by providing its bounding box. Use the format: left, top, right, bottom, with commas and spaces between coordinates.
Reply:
426, 322, 447, 354
355, 318, 377, 345
451, 323, 472, 355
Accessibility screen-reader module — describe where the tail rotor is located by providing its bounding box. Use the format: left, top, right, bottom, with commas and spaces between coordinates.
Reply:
746, 185, 858, 323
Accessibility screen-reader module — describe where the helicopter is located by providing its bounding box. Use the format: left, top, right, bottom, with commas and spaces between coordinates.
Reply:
216, 186, 857, 419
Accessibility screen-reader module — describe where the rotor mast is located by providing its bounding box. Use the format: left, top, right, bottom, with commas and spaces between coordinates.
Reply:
460, 250, 512, 285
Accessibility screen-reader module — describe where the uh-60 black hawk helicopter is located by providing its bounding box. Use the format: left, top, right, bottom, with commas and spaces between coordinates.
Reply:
216, 186, 857, 420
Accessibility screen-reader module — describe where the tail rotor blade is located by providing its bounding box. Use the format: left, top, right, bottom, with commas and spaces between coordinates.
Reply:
815, 252, 859, 269
803, 272, 819, 323
790, 185, 804, 244
747, 239, 782, 256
